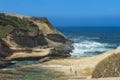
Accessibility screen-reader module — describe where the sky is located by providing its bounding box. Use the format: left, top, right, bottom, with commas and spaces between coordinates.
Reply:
0, 0, 120, 27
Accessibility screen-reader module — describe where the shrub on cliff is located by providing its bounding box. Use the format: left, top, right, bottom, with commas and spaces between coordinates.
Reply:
0, 12, 71, 48
0, 13, 39, 38
0, 25, 14, 38
92, 53, 120, 78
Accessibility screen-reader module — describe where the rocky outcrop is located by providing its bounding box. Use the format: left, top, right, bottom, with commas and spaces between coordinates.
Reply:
0, 39, 13, 58
0, 39, 13, 68
0, 13, 73, 63
0, 59, 13, 68
92, 46, 120, 78
92, 53, 120, 78
49, 45, 73, 57
6, 48, 51, 60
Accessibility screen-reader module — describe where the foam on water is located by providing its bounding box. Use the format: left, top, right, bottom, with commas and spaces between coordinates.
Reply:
70, 36, 115, 57
57, 27, 120, 58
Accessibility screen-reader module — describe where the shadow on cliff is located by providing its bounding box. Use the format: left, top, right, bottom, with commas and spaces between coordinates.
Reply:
0, 39, 14, 68
11, 29, 48, 48
0, 39, 13, 58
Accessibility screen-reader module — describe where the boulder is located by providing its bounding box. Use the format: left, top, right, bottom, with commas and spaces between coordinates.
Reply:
49, 45, 73, 57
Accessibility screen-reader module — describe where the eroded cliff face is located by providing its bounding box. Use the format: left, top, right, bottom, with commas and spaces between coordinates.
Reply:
0, 39, 12, 58
0, 13, 72, 62
0, 39, 13, 68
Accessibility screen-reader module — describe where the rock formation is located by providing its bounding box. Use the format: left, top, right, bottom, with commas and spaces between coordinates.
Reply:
0, 13, 73, 67
92, 46, 120, 78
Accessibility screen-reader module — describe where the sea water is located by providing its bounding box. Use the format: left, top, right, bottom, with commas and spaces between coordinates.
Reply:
57, 27, 120, 57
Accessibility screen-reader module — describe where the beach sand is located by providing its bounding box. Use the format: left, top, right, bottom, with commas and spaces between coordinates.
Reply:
15, 48, 119, 80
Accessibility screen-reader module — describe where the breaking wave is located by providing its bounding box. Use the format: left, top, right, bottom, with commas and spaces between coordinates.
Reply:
70, 36, 115, 57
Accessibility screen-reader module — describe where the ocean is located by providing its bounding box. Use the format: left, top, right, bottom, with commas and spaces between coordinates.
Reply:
57, 27, 120, 57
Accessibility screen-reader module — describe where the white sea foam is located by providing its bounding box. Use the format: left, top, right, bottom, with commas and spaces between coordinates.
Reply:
70, 40, 114, 57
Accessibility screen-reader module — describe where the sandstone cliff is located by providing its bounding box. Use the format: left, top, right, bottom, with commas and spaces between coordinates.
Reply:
0, 13, 72, 67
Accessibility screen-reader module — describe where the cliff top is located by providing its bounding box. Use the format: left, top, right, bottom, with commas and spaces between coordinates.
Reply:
0, 13, 57, 38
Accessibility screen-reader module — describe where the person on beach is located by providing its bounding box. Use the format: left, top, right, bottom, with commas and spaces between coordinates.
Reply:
70, 67, 72, 72
75, 70, 77, 76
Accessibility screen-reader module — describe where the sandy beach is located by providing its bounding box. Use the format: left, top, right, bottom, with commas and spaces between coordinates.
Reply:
14, 48, 120, 80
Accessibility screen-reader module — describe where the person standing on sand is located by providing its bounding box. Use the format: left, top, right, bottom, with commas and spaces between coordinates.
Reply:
75, 70, 77, 76
70, 67, 73, 73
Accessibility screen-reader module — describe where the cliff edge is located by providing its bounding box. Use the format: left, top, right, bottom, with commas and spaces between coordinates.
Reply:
0, 13, 73, 67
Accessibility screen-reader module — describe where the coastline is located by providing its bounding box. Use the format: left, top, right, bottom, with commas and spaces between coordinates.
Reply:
7, 46, 119, 80
0, 13, 120, 80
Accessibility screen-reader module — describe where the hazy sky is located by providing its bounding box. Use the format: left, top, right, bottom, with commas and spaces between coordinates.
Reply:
0, 0, 120, 27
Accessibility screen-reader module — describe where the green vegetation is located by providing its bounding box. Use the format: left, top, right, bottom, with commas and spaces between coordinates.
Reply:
0, 13, 39, 38
92, 53, 120, 78
0, 70, 63, 80
18, 72, 52, 80
0, 25, 14, 38
18, 71, 62, 80
31, 16, 48, 22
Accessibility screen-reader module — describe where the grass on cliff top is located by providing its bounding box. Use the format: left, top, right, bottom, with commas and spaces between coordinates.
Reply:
92, 53, 120, 78
0, 13, 39, 38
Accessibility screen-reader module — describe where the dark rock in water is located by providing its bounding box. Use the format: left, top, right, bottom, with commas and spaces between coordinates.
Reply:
0, 59, 14, 68
49, 45, 73, 57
